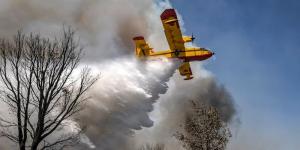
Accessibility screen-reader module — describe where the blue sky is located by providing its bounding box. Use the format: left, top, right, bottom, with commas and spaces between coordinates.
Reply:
170, 0, 300, 149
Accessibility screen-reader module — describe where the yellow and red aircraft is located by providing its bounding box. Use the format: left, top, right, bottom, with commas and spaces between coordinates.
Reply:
133, 9, 214, 80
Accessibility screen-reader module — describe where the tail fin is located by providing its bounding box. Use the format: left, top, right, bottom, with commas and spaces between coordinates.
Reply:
133, 36, 153, 58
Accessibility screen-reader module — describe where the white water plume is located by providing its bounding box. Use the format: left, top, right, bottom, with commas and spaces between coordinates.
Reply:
75, 56, 178, 149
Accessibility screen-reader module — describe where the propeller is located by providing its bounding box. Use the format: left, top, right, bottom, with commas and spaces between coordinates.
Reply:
212, 53, 217, 61
191, 33, 196, 43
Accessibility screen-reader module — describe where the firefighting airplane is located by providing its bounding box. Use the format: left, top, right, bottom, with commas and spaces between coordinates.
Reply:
133, 9, 214, 80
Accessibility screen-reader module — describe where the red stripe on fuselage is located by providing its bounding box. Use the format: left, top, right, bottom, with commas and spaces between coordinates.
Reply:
179, 54, 213, 62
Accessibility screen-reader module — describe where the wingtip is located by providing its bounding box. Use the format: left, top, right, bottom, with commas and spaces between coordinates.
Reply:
184, 76, 194, 80
160, 9, 177, 20
133, 36, 144, 41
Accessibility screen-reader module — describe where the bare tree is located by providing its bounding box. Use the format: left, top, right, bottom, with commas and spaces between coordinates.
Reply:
0, 29, 98, 150
175, 101, 231, 150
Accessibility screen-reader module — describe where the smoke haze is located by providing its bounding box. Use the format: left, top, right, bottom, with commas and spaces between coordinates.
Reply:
133, 66, 236, 149
0, 0, 171, 60
0, 0, 237, 150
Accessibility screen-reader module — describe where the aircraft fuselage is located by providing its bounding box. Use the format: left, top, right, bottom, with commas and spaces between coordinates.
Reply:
148, 47, 214, 62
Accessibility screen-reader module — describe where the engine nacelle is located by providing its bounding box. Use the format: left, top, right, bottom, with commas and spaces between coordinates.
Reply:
182, 36, 194, 43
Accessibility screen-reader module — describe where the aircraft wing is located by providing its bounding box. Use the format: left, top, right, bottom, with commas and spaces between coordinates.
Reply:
179, 62, 193, 80
160, 9, 185, 53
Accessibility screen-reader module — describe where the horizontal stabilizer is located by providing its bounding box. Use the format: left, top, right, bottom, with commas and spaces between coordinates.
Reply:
133, 36, 153, 58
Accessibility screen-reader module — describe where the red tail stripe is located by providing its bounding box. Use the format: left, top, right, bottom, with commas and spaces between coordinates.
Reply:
160, 9, 177, 20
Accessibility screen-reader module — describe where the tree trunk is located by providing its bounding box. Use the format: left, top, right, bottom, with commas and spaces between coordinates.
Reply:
19, 143, 26, 150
